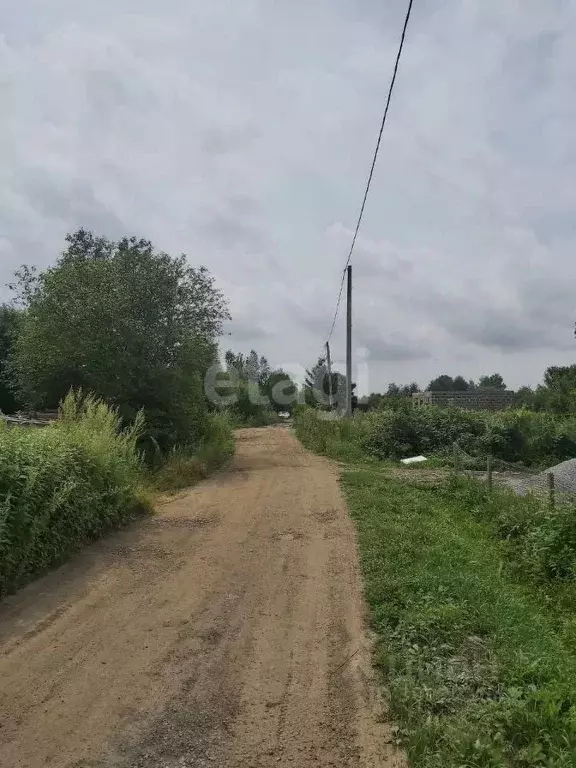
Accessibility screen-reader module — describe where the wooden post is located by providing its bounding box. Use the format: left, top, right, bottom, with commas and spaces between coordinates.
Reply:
547, 472, 555, 510
453, 443, 459, 475
487, 455, 493, 492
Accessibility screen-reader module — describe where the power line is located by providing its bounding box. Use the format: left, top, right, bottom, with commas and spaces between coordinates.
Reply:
325, 0, 415, 345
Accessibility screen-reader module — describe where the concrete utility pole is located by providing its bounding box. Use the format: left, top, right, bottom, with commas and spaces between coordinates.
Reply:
325, 341, 333, 410
345, 265, 353, 418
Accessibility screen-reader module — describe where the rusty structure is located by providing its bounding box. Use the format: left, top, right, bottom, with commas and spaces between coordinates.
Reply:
412, 389, 515, 411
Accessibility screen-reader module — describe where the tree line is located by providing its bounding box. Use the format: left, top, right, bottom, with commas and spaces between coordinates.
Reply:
361, 368, 576, 416
0, 229, 230, 450
0, 229, 303, 440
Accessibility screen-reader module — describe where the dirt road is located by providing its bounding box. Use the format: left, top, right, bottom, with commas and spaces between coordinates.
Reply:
0, 427, 404, 768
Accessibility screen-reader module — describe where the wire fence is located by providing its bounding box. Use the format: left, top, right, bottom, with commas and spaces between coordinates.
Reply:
451, 442, 561, 509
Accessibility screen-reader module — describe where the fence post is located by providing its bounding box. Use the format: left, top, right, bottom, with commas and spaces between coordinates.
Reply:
487, 455, 493, 492
547, 472, 555, 511
453, 442, 459, 476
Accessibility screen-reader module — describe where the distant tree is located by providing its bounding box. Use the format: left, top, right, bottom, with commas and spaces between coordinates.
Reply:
0, 306, 24, 414
304, 358, 352, 410
9, 229, 230, 448
543, 366, 576, 390
226, 349, 271, 385
428, 375, 455, 391
264, 369, 298, 414
540, 366, 576, 414
224, 349, 297, 418
452, 375, 471, 391
478, 373, 506, 390
387, 383, 401, 396
259, 355, 271, 384
515, 386, 536, 408
360, 392, 385, 411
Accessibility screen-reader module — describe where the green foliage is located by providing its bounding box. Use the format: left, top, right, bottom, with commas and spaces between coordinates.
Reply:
360, 384, 418, 412
428, 374, 460, 391
478, 373, 507, 390
224, 349, 270, 384
342, 471, 576, 767
477, 486, 576, 584
0, 306, 23, 414
9, 229, 230, 450
0, 391, 149, 596
295, 406, 576, 467
293, 406, 367, 461
151, 412, 235, 492
304, 358, 352, 409
222, 348, 298, 423
263, 370, 298, 414
426, 373, 507, 392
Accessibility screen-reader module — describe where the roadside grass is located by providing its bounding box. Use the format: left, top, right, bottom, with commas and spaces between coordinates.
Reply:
342, 470, 576, 768
150, 412, 235, 493
0, 392, 151, 597
0, 399, 236, 598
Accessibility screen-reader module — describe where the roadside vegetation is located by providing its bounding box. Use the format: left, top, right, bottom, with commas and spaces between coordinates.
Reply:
294, 404, 576, 468
0, 229, 302, 595
344, 470, 576, 767
296, 406, 576, 766
0, 229, 238, 594
0, 392, 150, 597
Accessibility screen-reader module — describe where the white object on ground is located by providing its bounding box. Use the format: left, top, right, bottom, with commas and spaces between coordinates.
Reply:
400, 455, 428, 465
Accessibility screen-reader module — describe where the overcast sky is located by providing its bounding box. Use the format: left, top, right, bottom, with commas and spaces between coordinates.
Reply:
1, 0, 575, 393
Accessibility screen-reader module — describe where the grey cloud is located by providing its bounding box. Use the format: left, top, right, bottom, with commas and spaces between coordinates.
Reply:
201, 214, 267, 253
2, 0, 576, 391
226, 318, 272, 344
202, 125, 259, 157
17, 173, 124, 237
358, 332, 431, 363
84, 69, 130, 114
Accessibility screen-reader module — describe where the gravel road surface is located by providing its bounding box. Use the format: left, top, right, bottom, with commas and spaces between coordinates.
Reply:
0, 427, 404, 768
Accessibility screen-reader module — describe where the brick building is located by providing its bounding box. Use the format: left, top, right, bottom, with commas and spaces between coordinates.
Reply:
412, 389, 515, 411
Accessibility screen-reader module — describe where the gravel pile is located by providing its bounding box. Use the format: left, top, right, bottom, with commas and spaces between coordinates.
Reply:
543, 458, 576, 495
501, 458, 576, 498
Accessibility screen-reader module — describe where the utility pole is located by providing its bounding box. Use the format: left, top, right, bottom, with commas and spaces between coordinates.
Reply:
346, 264, 353, 418
325, 341, 333, 410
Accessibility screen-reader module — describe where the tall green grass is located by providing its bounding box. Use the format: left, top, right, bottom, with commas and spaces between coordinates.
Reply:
0, 391, 149, 596
294, 406, 576, 467
151, 411, 235, 492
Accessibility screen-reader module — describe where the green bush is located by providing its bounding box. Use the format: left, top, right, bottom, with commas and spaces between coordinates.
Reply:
295, 406, 576, 467
0, 391, 149, 596
152, 411, 235, 491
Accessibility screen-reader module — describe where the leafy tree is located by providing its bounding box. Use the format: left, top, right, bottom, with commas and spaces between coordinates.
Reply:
304, 358, 351, 409
225, 349, 271, 384
478, 373, 507, 390
223, 349, 297, 419
264, 370, 298, 414
9, 229, 230, 449
540, 366, 576, 414
452, 376, 471, 391
0, 306, 23, 414
401, 382, 420, 396
515, 386, 536, 409
428, 375, 455, 391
